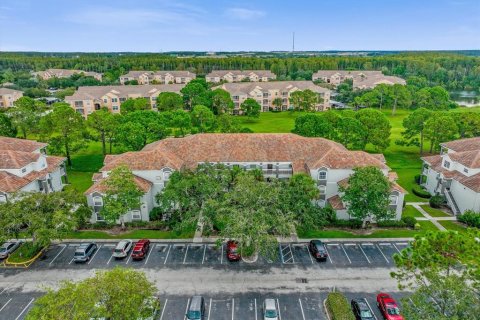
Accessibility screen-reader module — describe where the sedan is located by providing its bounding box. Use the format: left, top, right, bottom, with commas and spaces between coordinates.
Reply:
112, 239, 133, 259
0, 241, 22, 259
308, 240, 328, 261
226, 240, 241, 262
351, 298, 375, 320
377, 293, 404, 320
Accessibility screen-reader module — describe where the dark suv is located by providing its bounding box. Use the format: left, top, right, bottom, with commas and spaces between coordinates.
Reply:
131, 239, 151, 260
351, 298, 375, 320
73, 242, 97, 263
308, 240, 328, 261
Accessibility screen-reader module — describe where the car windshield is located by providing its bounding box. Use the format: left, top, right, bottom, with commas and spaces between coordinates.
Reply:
133, 250, 142, 254
187, 311, 201, 319
360, 310, 373, 317
74, 251, 84, 256
114, 248, 123, 253
229, 247, 237, 253
387, 307, 400, 315
0, 248, 6, 253
265, 309, 277, 318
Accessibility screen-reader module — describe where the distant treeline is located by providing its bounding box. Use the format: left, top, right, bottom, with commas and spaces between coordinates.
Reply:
0, 52, 479, 90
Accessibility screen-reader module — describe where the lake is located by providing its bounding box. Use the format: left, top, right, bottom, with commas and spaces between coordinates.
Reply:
450, 90, 480, 107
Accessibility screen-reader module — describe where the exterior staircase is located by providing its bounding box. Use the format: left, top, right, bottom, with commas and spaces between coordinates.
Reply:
445, 189, 461, 216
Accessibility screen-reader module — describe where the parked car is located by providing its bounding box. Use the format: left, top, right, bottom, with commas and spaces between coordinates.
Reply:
263, 298, 279, 320
112, 240, 133, 259
0, 241, 22, 259
186, 295, 205, 320
376, 293, 404, 320
226, 240, 241, 262
308, 240, 328, 261
73, 242, 98, 263
131, 239, 151, 260
351, 298, 375, 320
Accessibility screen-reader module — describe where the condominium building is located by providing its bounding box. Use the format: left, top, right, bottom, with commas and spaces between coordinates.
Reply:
0, 137, 67, 202
119, 71, 196, 85
35, 69, 103, 81
421, 137, 480, 215
214, 81, 331, 113
85, 133, 405, 223
206, 70, 276, 83
0, 88, 23, 108
64, 84, 185, 117
312, 70, 406, 89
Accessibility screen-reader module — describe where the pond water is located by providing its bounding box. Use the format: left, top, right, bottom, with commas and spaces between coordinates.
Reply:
450, 90, 480, 107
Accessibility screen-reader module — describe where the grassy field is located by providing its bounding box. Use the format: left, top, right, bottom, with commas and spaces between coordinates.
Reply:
438, 220, 467, 232
420, 205, 451, 217
402, 205, 425, 218
65, 229, 194, 239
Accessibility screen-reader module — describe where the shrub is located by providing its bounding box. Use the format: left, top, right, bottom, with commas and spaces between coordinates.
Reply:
331, 219, 362, 229
458, 210, 480, 228
149, 207, 165, 221
429, 195, 445, 208
377, 220, 407, 228
412, 185, 431, 198
326, 292, 355, 320
414, 174, 421, 184
124, 221, 149, 228
402, 216, 417, 228
8, 242, 43, 263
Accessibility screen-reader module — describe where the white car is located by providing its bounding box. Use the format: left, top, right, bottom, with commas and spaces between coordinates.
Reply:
0, 241, 22, 259
112, 240, 133, 258
263, 298, 278, 320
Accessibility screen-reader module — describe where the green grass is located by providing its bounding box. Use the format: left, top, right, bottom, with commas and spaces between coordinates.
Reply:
402, 205, 425, 218
297, 220, 439, 238
438, 220, 467, 232
239, 112, 301, 132
420, 205, 451, 217
7, 242, 43, 263
65, 229, 194, 239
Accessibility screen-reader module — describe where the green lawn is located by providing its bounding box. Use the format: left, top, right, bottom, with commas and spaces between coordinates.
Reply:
438, 220, 467, 232
297, 220, 439, 238
420, 205, 451, 217
402, 205, 425, 218
65, 229, 194, 240
239, 112, 301, 132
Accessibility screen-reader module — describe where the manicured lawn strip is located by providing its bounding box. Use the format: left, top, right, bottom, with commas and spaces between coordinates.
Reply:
7, 242, 43, 263
325, 292, 355, 320
438, 220, 467, 232
402, 205, 425, 218
65, 170, 95, 193
420, 205, 451, 217
65, 229, 194, 239
239, 112, 300, 133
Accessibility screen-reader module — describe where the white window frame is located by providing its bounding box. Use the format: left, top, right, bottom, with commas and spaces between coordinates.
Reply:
319, 185, 326, 194
318, 170, 327, 180
131, 210, 142, 221
389, 195, 398, 205
443, 160, 450, 169
0, 194, 6, 203
464, 168, 469, 173
93, 196, 103, 206
96, 212, 105, 222
163, 170, 172, 180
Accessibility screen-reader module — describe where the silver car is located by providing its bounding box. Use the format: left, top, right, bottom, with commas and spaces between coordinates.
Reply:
263, 298, 279, 320
0, 241, 22, 259
112, 239, 133, 259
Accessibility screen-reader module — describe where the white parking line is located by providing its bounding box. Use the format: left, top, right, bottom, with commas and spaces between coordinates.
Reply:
276, 298, 282, 320
125, 249, 133, 264
231, 298, 235, 320
159, 298, 167, 320
0, 286, 9, 295
254, 298, 257, 320
202, 245, 207, 264
298, 298, 306, 320
184, 298, 190, 320
0, 298, 12, 312
87, 245, 102, 265
106, 253, 114, 265
324, 246, 333, 264
392, 243, 401, 254
359, 244, 371, 264
68, 244, 80, 247
364, 299, 378, 320
68, 257, 75, 265
221, 244, 224, 264
397, 242, 408, 246
208, 298, 212, 320
376, 244, 389, 263
144, 246, 153, 265
344, 243, 356, 246
183, 245, 189, 264
306, 246, 314, 264
164, 245, 171, 265
15, 298, 34, 320
341, 244, 352, 264
49, 245, 67, 265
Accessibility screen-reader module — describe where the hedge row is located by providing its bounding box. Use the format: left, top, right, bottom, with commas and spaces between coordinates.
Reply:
412, 185, 431, 198
7, 242, 43, 263
458, 211, 480, 228
326, 292, 355, 320
377, 216, 417, 229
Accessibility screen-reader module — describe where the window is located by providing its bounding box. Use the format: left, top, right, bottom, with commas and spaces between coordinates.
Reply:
464, 168, 469, 173
389, 195, 398, 205
96, 213, 105, 222
21, 168, 26, 173
250, 164, 257, 169
93, 196, 103, 206
163, 170, 172, 180
112, 106, 119, 111
103, 99, 107, 103
131, 210, 142, 221
267, 164, 273, 170
444, 160, 450, 169
120, 97, 126, 102
318, 185, 326, 194
0, 194, 6, 203
318, 170, 327, 180
111, 98, 118, 103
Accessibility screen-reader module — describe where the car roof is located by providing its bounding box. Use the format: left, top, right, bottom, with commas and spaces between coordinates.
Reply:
116, 240, 131, 247
136, 239, 149, 244
78, 243, 93, 249
312, 240, 324, 245
264, 299, 276, 309
190, 296, 203, 309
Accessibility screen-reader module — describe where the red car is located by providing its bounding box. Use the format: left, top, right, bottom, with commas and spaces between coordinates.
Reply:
131, 239, 151, 260
376, 293, 404, 320
226, 240, 241, 261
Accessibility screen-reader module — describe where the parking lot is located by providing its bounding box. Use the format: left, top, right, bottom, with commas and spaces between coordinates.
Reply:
21, 240, 409, 270
0, 289, 407, 320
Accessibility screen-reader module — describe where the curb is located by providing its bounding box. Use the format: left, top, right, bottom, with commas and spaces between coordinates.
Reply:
4, 247, 46, 268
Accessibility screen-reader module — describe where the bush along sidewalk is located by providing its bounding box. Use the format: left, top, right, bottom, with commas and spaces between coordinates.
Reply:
325, 292, 355, 320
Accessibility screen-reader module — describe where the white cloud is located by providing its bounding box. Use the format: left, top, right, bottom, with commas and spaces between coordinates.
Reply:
225, 8, 265, 20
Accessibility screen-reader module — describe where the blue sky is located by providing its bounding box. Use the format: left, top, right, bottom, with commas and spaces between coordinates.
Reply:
1, 0, 479, 52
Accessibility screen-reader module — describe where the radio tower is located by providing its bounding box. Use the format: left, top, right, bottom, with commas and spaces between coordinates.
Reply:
292, 32, 295, 53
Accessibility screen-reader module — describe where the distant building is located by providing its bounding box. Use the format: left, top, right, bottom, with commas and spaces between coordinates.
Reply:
35, 69, 103, 81
0, 137, 67, 202
0, 88, 23, 108
312, 70, 405, 90
214, 81, 331, 113
421, 137, 480, 215
119, 71, 196, 85
206, 70, 276, 83
64, 84, 185, 116
85, 133, 405, 223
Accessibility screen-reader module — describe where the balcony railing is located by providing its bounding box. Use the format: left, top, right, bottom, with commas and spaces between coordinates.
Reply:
263, 169, 293, 175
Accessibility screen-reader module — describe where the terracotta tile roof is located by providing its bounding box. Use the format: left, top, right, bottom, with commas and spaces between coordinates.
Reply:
85, 174, 152, 195
0, 150, 40, 169
207, 70, 276, 77
0, 171, 32, 193
0, 88, 22, 95
216, 81, 330, 95
449, 150, 480, 169
122, 70, 195, 78
101, 151, 183, 171
45, 156, 66, 172
65, 84, 185, 101
327, 195, 345, 210
441, 137, 480, 153
0, 137, 47, 153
